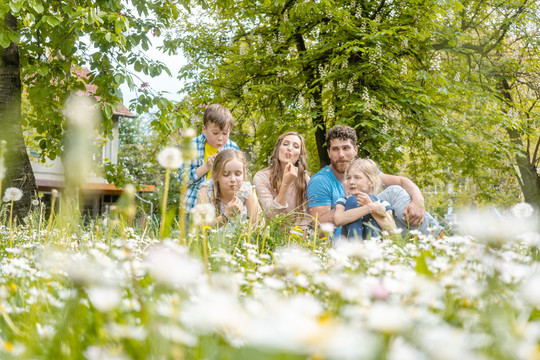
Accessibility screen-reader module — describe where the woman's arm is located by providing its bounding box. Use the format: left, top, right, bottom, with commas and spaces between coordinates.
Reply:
334, 204, 371, 226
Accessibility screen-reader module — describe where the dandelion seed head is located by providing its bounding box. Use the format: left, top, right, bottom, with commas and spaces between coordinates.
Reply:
191, 203, 216, 225
320, 222, 335, 235
184, 127, 196, 139
63, 94, 101, 132
511, 202, 535, 218
3, 187, 23, 202
157, 147, 182, 169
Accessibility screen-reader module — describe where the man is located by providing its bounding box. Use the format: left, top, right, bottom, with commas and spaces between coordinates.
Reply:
307, 125, 426, 238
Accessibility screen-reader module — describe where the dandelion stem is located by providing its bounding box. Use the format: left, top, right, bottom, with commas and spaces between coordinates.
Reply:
201, 227, 209, 272
9, 200, 14, 249
44, 191, 57, 248
313, 213, 319, 251
178, 163, 190, 245
159, 168, 170, 239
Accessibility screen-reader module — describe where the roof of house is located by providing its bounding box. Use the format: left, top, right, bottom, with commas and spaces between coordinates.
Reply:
75, 67, 137, 118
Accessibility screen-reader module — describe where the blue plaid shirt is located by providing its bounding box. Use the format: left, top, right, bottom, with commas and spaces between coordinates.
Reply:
180, 133, 240, 212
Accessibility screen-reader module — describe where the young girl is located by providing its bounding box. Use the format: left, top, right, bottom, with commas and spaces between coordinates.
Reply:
253, 131, 310, 232
334, 159, 396, 240
196, 149, 261, 227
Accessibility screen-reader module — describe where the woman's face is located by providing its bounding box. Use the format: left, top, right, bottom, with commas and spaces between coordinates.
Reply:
345, 167, 373, 194
218, 158, 244, 197
278, 135, 302, 164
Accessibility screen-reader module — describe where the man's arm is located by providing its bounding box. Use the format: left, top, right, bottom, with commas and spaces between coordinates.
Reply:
379, 173, 425, 226
308, 205, 335, 226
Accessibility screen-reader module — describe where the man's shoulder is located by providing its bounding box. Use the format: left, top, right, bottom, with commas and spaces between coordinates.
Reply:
309, 166, 334, 185
310, 166, 332, 180
307, 166, 335, 194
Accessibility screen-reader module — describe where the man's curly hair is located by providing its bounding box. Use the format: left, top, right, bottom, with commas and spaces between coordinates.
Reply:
326, 125, 357, 146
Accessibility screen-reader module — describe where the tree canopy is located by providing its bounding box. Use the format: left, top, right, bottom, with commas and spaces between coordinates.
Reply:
165, 0, 540, 210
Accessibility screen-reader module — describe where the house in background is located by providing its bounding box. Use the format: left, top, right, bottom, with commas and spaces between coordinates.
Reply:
30, 68, 155, 217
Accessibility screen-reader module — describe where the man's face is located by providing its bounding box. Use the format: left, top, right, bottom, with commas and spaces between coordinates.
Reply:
327, 138, 358, 173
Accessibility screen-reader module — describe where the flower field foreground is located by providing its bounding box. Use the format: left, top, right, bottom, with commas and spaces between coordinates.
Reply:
1, 213, 540, 359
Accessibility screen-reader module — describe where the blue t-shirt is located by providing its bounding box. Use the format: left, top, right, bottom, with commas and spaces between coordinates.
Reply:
307, 166, 345, 238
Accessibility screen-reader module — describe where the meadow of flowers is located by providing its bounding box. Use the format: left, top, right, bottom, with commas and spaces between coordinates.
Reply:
0, 191, 539, 359
1, 98, 540, 359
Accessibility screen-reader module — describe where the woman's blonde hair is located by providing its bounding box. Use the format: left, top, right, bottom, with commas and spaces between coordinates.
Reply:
211, 149, 247, 213
345, 158, 382, 194
265, 132, 308, 208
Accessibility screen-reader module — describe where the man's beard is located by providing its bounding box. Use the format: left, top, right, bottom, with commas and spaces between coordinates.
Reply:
332, 159, 350, 173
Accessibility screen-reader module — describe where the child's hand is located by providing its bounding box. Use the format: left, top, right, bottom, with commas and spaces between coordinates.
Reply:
368, 201, 387, 217
224, 196, 243, 218
282, 162, 298, 186
207, 154, 217, 167
356, 192, 373, 206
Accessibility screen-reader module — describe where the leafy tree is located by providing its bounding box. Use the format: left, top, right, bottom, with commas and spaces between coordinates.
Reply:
0, 0, 185, 217
167, 0, 537, 209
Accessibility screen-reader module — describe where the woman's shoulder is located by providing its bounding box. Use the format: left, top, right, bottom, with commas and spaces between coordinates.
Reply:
253, 168, 271, 183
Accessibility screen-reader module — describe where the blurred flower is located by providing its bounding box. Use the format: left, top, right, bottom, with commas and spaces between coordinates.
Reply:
520, 272, 540, 307
36, 323, 56, 339
31, 199, 40, 206
184, 127, 196, 139
320, 222, 335, 235
191, 203, 216, 225
157, 324, 197, 346
63, 94, 100, 132
181, 287, 247, 337
275, 246, 321, 273
84, 346, 129, 360
511, 202, 535, 218
3, 187, 23, 202
157, 147, 182, 169
86, 286, 122, 312
457, 209, 539, 245
145, 241, 203, 288
107, 322, 147, 340
367, 303, 411, 334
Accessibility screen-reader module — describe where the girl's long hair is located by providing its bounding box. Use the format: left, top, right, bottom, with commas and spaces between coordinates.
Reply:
265, 132, 308, 209
345, 158, 382, 194
211, 149, 247, 214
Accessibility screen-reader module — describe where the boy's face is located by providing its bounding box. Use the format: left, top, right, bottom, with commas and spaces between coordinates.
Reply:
202, 122, 230, 149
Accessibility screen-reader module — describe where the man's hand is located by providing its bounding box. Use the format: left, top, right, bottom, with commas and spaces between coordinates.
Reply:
403, 201, 425, 226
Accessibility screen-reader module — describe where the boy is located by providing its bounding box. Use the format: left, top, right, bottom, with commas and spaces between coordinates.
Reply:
182, 104, 240, 213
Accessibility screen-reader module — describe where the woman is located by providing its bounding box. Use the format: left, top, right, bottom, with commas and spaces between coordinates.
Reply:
253, 132, 310, 232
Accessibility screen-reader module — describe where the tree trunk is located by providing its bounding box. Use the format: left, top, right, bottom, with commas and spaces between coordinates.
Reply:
0, 13, 37, 221
499, 79, 540, 209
